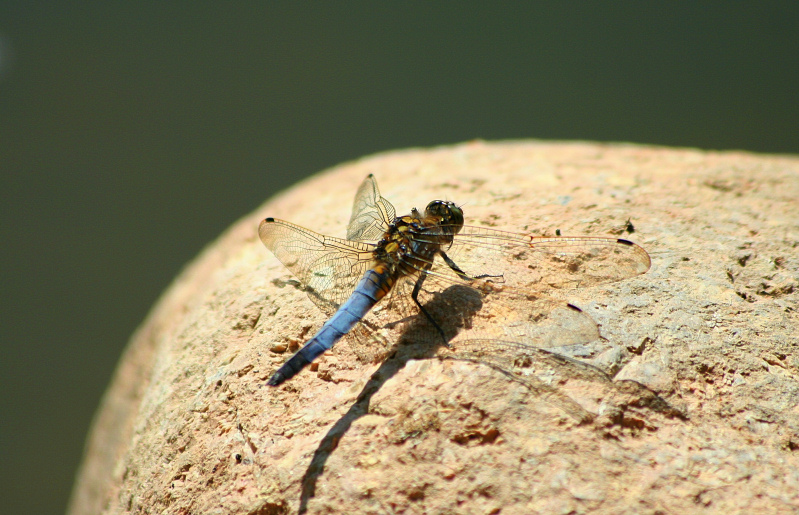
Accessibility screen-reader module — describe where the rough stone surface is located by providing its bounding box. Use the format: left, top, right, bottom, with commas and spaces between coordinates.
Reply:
69, 141, 799, 515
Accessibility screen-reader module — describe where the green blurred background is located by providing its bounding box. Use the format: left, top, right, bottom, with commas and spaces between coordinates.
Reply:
1, 3, 797, 513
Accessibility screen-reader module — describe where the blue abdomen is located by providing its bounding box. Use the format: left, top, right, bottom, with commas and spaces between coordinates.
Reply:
267, 268, 390, 386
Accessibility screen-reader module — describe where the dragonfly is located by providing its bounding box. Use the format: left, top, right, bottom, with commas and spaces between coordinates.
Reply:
259, 174, 651, 387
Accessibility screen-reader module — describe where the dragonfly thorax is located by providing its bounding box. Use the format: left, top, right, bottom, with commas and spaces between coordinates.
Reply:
373, 202, 460, 275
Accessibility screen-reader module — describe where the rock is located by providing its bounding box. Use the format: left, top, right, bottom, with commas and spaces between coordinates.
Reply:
69, 141, 799, 514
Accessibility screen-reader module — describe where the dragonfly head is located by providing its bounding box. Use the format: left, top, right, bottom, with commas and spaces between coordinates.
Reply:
424, 200, 464, 234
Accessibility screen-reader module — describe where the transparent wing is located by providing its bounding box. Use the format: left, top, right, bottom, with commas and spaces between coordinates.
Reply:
347, 174, 396, 241
362, 226, 650, 359
447, 225, 651, 291
259, 218, 376, 316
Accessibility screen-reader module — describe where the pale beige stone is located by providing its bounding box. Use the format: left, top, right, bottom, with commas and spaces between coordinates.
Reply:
70, 141, 799, 515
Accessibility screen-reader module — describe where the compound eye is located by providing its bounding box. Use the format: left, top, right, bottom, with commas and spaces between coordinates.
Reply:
425, 200, 464, 230
448, 204, 464, 227
425, 200, 442, 215
425, 200, 453, 218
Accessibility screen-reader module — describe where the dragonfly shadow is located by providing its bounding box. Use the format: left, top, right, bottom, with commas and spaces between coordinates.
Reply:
295, 285, 684, 513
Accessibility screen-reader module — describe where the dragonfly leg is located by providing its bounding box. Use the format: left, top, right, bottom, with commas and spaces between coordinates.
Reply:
411, 272, 449, 346
439, 250, 503, 281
